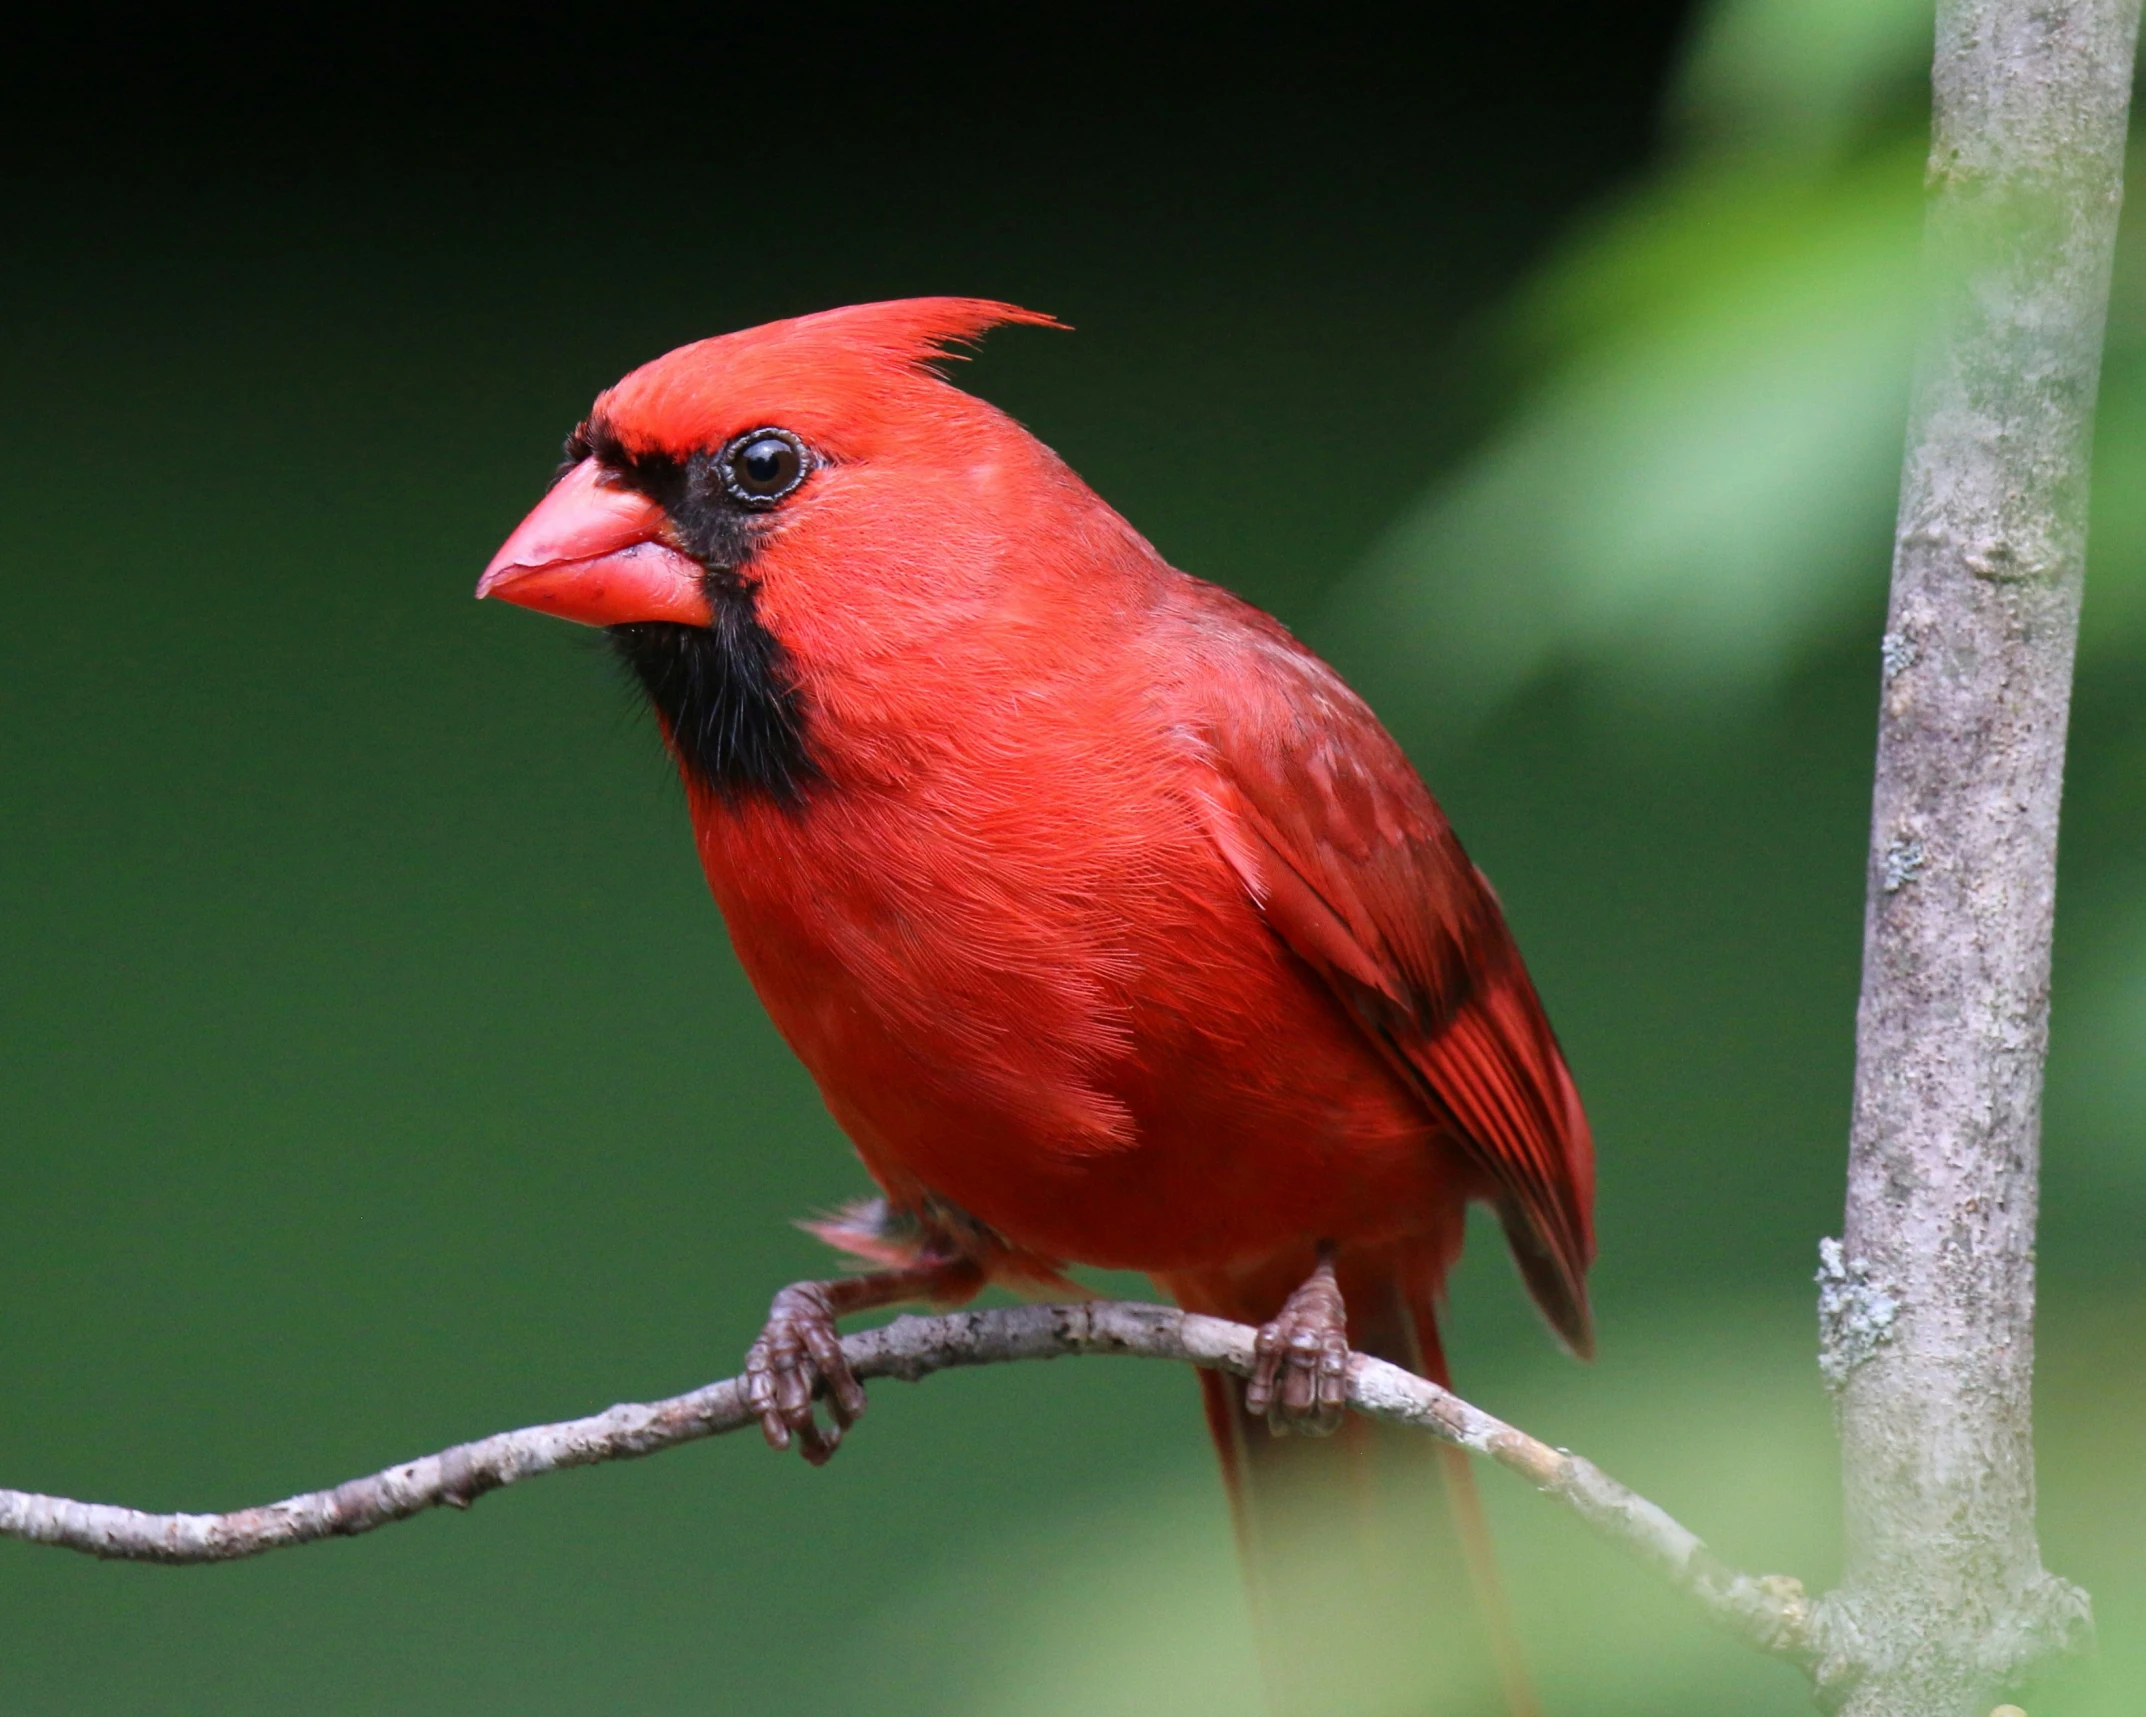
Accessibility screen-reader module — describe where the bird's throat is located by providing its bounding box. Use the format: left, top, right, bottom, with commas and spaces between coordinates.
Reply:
606, 570, 817, 804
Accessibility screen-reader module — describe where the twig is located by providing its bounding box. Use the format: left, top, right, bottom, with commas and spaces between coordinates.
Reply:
0, 1300, 1815, 1662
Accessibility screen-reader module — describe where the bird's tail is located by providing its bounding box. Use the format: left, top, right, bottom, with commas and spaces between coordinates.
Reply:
1181, 1254, 1536, 1717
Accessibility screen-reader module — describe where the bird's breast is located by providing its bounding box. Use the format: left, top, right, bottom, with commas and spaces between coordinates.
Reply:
680, 722, 1450, 1273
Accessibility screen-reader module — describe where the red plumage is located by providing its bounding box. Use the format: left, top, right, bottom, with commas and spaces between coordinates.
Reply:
480, 298, 1593, 1707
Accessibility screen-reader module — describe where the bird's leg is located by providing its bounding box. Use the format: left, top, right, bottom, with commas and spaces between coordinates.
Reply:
745, 1256, 984, 1465
1245, 1243, 1352, 1437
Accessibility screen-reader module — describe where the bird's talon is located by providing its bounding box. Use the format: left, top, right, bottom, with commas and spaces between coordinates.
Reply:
744, 1282, 867, 1463
1248, 1257, 1352, 1438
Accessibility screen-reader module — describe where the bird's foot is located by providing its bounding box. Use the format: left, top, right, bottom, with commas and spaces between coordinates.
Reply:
745, 1282, 869, 1466
1245, 1252, 1352, 1437
742, 1255, 985, 1465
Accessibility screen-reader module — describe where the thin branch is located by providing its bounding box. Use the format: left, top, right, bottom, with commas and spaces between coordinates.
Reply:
0, 1301, 1816, 1664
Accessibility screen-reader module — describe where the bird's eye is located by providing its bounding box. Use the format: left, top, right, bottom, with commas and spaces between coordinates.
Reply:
720, 429, 809, 506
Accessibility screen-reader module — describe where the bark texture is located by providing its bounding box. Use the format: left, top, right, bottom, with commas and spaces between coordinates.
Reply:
1815, 3, 2140, 1711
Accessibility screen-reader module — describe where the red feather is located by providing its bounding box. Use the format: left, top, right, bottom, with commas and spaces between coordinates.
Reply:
1180, 581, 1594, 1352
481, 300, 1595, 1709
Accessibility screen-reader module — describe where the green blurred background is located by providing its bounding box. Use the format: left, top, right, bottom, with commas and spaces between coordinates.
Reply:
2, 4, 2141, 1713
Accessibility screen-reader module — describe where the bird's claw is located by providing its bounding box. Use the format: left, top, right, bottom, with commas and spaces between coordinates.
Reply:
745, 1282, 869, 1465
1245, 1261, 1352, 1437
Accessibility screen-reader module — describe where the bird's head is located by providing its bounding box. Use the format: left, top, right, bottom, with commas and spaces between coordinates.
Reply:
477, 297, 1068, 800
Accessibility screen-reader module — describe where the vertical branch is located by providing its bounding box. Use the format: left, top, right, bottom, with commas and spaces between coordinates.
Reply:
1818, 3, 2140, 1714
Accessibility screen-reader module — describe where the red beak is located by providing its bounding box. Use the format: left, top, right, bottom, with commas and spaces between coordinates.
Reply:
476, 459, 713, 628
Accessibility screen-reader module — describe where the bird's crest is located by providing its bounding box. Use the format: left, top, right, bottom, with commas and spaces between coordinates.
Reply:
595, 298, 1066, 460
751, 297, 1067, 373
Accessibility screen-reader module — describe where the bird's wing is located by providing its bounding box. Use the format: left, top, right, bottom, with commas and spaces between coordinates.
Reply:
1180, 591, 1595, 1354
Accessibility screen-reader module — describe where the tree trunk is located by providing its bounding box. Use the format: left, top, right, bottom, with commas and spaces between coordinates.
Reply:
1816, 2, 2141, 1712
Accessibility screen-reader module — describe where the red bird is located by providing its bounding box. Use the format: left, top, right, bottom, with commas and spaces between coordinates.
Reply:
479, 299, 1593, 1703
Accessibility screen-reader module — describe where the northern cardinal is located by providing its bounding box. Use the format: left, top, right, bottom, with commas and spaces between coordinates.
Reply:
479, 299, 1593, 1709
